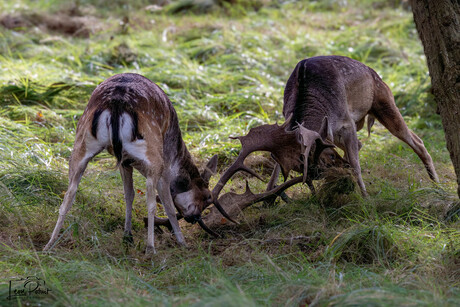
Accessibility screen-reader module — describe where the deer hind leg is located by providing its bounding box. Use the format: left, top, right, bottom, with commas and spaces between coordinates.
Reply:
120, 165, 135, 245
372, 95, 439, 183
44, 139, 103, 251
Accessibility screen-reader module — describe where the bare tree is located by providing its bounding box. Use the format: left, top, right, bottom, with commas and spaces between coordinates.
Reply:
410, 0, 460, 197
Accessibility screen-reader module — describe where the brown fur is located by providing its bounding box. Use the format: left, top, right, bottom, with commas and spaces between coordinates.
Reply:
44, 73, 219, 253
283, 56, 439, 195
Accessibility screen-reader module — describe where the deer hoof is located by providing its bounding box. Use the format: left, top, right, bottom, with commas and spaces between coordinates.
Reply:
122, 232, 134, 246
177, 241, 188, 249
145, 245, 156, 254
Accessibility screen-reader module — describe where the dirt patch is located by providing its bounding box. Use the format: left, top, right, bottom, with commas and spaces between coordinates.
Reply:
0, 12, 102, 37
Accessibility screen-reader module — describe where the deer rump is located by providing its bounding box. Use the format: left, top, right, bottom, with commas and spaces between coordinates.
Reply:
208, 55, 438, 223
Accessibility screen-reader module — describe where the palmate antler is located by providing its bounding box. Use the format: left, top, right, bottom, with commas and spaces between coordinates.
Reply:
204, 176, 303, 227
212, 115, 300, 201
211, 115, 340, 208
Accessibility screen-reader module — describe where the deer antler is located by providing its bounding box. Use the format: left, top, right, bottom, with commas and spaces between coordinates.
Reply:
212, 115, 303, 201
155, 176, 304, 231
210, 115, 346, 225
204, 176, 303, 226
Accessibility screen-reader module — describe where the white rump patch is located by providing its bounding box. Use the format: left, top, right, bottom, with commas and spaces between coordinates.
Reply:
119, 112, 147, 162
82, 110, 111, 163
120, 113, 134, 142
123, 139, 147, 162
96, 110, 111, 145
82, 110, 111, 162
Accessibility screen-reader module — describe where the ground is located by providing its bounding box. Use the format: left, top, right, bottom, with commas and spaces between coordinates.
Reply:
0, 0, 459, 306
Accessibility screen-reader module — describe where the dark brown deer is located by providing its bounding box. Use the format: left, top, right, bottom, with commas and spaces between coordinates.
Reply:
212, 55, 439, 213
43, 73, 232, 253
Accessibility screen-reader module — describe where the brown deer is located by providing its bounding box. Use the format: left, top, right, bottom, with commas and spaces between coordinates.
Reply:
43, 73, 232, 253
211, 55, 439, 214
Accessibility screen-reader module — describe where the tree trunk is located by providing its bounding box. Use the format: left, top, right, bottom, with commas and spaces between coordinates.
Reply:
410, 0, 460, 197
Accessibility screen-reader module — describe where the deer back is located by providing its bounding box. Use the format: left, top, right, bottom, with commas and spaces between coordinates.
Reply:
283, 56, 380, 134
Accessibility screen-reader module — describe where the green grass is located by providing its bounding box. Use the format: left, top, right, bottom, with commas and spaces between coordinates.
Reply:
0, 0, 459, 306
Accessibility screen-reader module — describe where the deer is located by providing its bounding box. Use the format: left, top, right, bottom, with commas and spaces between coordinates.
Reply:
210, 55, 439, 218
43, 73, 233, 253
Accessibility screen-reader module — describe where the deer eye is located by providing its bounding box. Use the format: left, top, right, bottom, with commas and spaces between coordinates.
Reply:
204, 195, 212, 204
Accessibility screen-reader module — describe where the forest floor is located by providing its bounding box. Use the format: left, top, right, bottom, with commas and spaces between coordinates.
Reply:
0, 0, 459, 306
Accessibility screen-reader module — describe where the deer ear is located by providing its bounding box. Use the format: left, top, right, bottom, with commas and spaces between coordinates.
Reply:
201, 154, 218, 185
297, 125, 322, 183
318, 116, 333, 143
313, 138, 335, 165
281, 113, 293, 130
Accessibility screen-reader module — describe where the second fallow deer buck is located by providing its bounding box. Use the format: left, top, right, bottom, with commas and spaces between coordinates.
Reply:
212, 55, 439, 213
43, 73, 233, 253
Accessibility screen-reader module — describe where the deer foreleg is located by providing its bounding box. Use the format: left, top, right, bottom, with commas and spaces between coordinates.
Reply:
157, 177, 187, 247
145, 175, 159, 254
267, 163, 281, 191
265, 163, 293, 205
339, 126, 368, 196
306, 178, 316, 195
263, 163, 280, 206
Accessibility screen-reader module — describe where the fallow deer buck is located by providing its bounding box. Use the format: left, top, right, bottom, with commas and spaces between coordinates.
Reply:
43, 73, 233, 253
212, 55, 439, 214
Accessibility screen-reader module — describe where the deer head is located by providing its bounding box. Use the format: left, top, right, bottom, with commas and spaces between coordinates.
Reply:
168, 154, 235, 235
211, 115, 346, 212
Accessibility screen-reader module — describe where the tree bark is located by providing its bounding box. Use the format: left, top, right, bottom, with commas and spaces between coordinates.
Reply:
410, 0, 460, 197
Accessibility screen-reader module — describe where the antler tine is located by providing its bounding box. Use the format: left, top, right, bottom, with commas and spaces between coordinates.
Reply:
211, 145, 263, 204
212, 119, 302, 223
204, 176, 303, 227
238, 175, 303, 207
196, 217, 220, 237
212, 197, 240, 224
143, 215, 182, 231
281, 113, 293, 130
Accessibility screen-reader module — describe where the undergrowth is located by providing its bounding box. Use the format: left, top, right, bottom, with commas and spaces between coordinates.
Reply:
0, 0, 459, 306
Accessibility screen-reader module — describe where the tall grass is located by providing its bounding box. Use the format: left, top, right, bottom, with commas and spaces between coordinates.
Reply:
0, 0, 458, 306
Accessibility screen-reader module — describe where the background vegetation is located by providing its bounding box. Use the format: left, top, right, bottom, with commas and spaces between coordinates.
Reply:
0, 0, 458, 305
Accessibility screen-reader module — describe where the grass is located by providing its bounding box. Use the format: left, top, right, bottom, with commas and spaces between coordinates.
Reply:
0, 0, 459, 306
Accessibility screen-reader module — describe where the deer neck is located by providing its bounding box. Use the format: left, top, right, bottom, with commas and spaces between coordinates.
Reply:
163, 109, 201, 194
